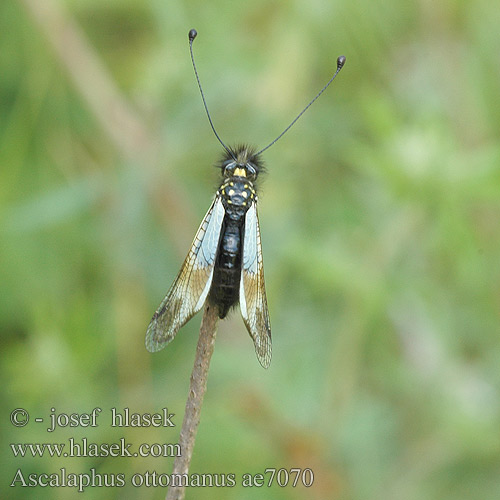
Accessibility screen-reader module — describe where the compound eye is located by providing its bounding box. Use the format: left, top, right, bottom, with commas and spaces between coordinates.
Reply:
223, 162, 235, 176
246, 164, 257, 180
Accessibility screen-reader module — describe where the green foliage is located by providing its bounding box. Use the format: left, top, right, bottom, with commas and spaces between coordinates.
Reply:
1, 0, 499, 499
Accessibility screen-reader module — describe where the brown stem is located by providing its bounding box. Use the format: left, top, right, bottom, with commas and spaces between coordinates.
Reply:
166, 303, 219, 500
18, 0, 197, 255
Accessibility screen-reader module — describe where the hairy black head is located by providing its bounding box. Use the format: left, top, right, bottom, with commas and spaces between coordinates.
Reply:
216, 144, 265, 183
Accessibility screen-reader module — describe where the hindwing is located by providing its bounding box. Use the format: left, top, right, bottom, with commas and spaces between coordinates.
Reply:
146, 195, 225, 352
240, 200, 272, 368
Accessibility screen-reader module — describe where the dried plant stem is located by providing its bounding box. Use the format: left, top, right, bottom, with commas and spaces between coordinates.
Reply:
19, 0, 197, 253
166, 303, 219, 500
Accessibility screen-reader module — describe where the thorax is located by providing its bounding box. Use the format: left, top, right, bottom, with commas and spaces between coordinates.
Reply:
219, 176, 256, 221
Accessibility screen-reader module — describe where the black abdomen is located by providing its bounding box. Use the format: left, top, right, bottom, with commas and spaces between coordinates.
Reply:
209, 176, 255, 319
209, 217, 243, 318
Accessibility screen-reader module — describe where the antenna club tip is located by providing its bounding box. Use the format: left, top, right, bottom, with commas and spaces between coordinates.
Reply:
337, 55, 346, 70
189, 29, 198, 42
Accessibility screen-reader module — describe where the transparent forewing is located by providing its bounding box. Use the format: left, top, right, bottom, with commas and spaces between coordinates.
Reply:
146, 195, 225, 352
240, 201, 272, 368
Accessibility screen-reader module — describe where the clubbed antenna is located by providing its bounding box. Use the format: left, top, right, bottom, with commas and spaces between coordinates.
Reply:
189, 28, 346, 159
256, 55, 346, 156
189, 29, 235, 160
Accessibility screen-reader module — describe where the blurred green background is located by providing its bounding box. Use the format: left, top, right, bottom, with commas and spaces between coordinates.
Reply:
1, 0, 499, 499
